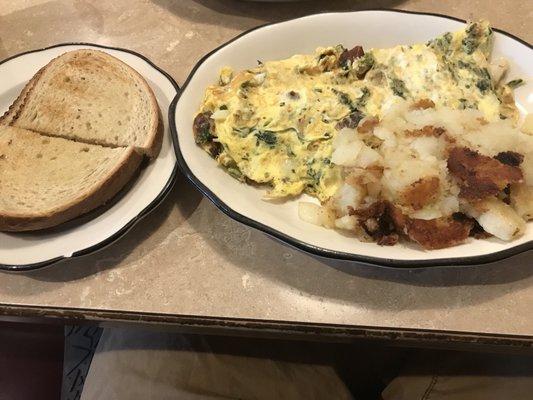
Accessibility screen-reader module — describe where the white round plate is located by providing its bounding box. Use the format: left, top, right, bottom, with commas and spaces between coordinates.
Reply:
0, 43, 178, 271
171, 10, 532, 267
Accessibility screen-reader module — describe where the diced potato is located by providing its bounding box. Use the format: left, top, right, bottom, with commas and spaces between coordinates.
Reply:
522, 152, 533, 186
355, 146, 382, 168
462, 120, 531, 156
303, 100, 529, 247
334, 183, 365, 216
334, 215, 358, 231
332, 127, 356, 145
211, 109, 229, 120
411, 207, 443, 220
410, 136, 444, 159
331, 128, 363, 167
521, 114, 533, 135
298, 202, 335, 228
511, 184, 533, 220
253, 72, 266, 85
440, 195, 460, 216
475, 198, 525, 241
382, 159, 439, 199
373, 127, 396, 147
404, 109, 442, 129
331, 128, 382, 168
331, 141, 363, 166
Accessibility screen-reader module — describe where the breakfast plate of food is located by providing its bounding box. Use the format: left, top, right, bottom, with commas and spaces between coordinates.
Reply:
0, 44, 178, 270
171, 10, 532, 267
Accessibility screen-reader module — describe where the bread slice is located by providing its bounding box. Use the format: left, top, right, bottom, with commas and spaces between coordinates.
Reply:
0, 126, 142, 231
4, 49, 161, 158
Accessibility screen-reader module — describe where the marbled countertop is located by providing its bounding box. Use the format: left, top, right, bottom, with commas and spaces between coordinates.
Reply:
0, 0, 532, 343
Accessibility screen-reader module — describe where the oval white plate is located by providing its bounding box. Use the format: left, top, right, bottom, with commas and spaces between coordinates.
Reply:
171, 10, 533, 267
0, 43, 178, 271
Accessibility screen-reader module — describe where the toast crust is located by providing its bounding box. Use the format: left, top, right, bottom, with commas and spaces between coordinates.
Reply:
0, 146, 142, 232
112, 50, 161, 158
0, 66, 45, 126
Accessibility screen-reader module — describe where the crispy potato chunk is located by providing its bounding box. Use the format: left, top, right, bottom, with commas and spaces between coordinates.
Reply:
410, 99, 436, 110
447, 147, 523, 200
352, 201, 399, 246
494, 151, 524, 167
357, 116, 380, 133
390, 206, 473, 249
405, 125, 446, 138
399, 176, 440, 210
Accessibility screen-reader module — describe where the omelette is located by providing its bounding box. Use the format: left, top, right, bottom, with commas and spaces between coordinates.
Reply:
193, 21, 519, 203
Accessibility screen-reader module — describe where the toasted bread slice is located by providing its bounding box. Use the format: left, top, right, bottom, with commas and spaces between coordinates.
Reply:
0, 126, 142, 231
6, 49, 161, 158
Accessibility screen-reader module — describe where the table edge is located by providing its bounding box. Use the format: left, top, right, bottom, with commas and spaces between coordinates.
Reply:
1, 304, 532, 350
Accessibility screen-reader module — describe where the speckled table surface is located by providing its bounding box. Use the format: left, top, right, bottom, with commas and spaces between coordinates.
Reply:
0, 0, 532, 346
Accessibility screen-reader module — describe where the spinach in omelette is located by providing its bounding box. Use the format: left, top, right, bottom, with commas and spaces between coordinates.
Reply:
193, 21, 518, 202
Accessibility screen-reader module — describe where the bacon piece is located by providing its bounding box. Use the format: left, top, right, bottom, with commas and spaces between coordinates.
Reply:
447, 147, 523, 200
338, 46, 364, 67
